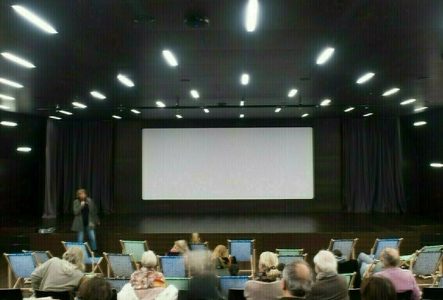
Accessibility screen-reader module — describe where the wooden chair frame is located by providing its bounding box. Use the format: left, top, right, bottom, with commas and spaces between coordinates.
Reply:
328, 238, 359, 260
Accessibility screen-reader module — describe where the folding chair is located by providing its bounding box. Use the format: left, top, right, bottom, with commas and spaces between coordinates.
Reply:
160, 256, 187, 277
275, 248, 304, 256
3, 253, 36, 288
61, 241, 103, 274
120, 240, 148, 262
22, 250, 53, 266
105, 278, 130, 292
328, 238, 359, 260
341, 272, 356, 288
0, 288, 23, 300
35, 290, 73, 300
219, 276, 250, 297
103, 253, 137, 278
401, 245, 443, 267
410, 249, 443, 286
165, 277, 190, 290
228, 240, 256, 276
277, 254, 307, 266
189, 243, 208, 251
370, 238, 403, 259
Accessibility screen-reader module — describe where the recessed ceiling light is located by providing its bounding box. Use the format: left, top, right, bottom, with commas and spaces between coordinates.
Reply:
245, 0, 259, 32
288, 89, 298, 98
112, 115, 122, 120
1, 121, 17, 127
90, 91, 106, 100
0, 93, 15, 101
344, 107, 355, 112
156, 101, 166, 108
275, 107, 282, 113
72, 101, 87, 109
203, 108, 210, 113
117, 74, 135, 87
0, 77, 23, 88
190, 89, 200, 99
239, 114, 245, 118
176, 114, 183, 119
17, 146, 32, 153
11, 5, 57, 34
302, 113, 309, 118
400, 99, 416, 105
240, 100, 245, 106
316, 47, 335, 65
414, 106, 428, 112
430, 162, 443, 168
382, 87, 400, 97
241, 73, 250, 85
0, 105, 11, 110
356, 72, 375, 84
320, 99, 331, 106
1, 52, 35, 68
413, 121, 427, 127
49, 115, 61, 120
131, 109, 141, 114
59, 110, 72, 115
363, 112, 373, 117
162, 50, 178, 67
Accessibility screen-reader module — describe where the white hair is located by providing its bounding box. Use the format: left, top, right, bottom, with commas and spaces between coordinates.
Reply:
140, 250, 158, 268
313, 250, 337, 274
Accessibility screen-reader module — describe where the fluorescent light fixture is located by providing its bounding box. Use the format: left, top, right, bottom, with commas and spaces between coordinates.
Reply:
72, 101, 87, 109
320, 99, 331, 106
344, 107, 355, 112
382, 87, 400, 97
49, 115, 61, 120
430, 162, 443, 168
0, 77, 23, 88
162, 50, 178, 67
117, 74, 135, 87
17, 146, 31, 152
288, 89, 298, 98
156, 101, 166, 108
1, 52, 35, 68
0, 105, 11, 110
90, 90, 106, 100
1, 121, 17, 127
176, 114, 183, 119
112, 115, 122, 119
240, 100, 245, 106
356, 72, 375, 84
414, 106, 428, 112
11, 5, 57, 34
203, 108, 210, 113
0, 93, 15, 101
400, 98, 416, 105
130, 109, 141, 114
190, 89, 200, 99
58, 110, 72, 115
275, 107, 282, 113
413, 121, 427, 127
241, 73, 250, 85
239, 114, 245, 118
245, 0, 259, 32
301, 113, 309, 118
363, 112, 373, 117
316, 47, 335, 65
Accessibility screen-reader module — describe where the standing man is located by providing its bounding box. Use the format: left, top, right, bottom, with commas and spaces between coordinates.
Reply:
72, 188, 99, 251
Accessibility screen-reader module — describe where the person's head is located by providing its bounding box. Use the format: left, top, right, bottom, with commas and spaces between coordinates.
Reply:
188, 250, 214, 275
76, 188, 87, 200
258, 251, 280, 280
313, 250, 338, 275
211, 245, 229, 261
78, 277, 113, 300
191, 233, 201, 243
361, 276, 397, 300
380, 248, 400, 268
140, 250, 158, 269
281, 261, 313, 298
332, 249, 343, 258
62, 246, 85, 271
172, 240, 189, 254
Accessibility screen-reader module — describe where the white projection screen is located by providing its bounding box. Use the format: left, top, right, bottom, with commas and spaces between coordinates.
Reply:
142, 127, 314, 200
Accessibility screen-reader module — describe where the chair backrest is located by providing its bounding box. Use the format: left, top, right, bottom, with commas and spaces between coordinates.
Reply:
104, 253, 136, 278
189, 243, 208, 251
160, 256, 186, 277
35, 290, 72, 300
22, 250, 53, 266
329, 239, 358, 260
165, 277, 190, 290
228, 240, 254, 262
422, 245, 443, 252
341, 272, 356, 288
4, 253, 36, 279
219, 276, 249, 296
275, 248, 304, 256
422, 287, 443, 300
62, 241, 92, 263
412, 250, 443, 276
396, 290, 412, 300
0, 288, 23, 300
348, 288, 361, 300
371, 238, 403, 259
277, 254, 307, 265
105, 278, 129, 292
120, 240, 148, 262
439, 276, 443, 288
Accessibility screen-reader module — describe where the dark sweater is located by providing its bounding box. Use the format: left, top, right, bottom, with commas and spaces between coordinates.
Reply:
306, 274, 349, 300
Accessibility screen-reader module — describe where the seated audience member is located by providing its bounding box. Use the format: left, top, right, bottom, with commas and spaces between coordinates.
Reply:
190, 232, 202, 244
357, 251, 383, 278
188, 250, 224, 300
211, 245, 231, 275
333, 249, 360, 287
244, 251, 282, 300
229, 255, 239, 276
31, 246, 85, 292
280, 261, 313, 300
360, 276, 397, 300
374, 248, 420, 300
78, 277, 113, 300
307, 250, 348, 300
168, 240, 190, 256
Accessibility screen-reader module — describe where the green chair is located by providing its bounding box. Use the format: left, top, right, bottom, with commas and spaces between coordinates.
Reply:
276, 248, 304, 256
120, 240, 148, 262
341, 272, 356, 288
166, 277, 190, 290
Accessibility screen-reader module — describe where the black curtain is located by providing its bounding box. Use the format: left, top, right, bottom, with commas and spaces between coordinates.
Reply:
43, 120, 114, 218
342, 118, 406, 213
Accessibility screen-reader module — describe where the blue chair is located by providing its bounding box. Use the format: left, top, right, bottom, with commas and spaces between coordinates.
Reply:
278, 254, 307, 266
228, 240, 256, 275
3, 253, 36, 288
276, 248, 304, 256
160, 256, 187, 277
410, 249, 443, 286
105, 278, 129, 292
328, 238, 359, 260
61, 241, 103, 274
103, 253, 137, 278
120, 240, 148, 263
219, 276, 250, 297
22, 250, 53, 266
370, 238, 403, 259
165, 277, 190, 290
189, 243, 208, 251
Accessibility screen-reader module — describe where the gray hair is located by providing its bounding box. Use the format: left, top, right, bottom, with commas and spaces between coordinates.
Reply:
313, 250, 337, 274
282, 261, 313, 297
141, 250, 158, 268
187, 250, 214, 275
62, 246, 85, 271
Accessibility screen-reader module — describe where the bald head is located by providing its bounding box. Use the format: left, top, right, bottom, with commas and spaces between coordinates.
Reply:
380, 248, 400, 268
282, 261, 313, 297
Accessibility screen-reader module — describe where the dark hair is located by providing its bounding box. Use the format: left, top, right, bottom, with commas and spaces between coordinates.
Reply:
282, 261, 313, 297
361, 276, 397, 300
332, 249, 343, 257
77, 277, 113, 300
